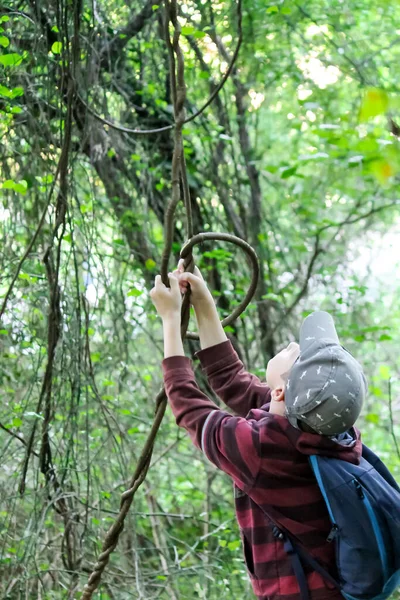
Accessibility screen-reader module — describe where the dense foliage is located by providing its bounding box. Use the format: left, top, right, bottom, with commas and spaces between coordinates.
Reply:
0, 0, 399, 598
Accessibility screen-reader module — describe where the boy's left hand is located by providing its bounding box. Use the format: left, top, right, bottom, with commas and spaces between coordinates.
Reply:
150, 273, 182, 320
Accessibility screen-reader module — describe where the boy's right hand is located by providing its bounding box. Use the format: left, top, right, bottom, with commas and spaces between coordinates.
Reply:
174, 259, 215, 313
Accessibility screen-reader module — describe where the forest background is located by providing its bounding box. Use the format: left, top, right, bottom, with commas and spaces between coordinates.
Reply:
0, 0, 399, 598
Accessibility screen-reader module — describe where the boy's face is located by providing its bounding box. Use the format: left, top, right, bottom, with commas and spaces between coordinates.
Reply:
266, 342, 300, 389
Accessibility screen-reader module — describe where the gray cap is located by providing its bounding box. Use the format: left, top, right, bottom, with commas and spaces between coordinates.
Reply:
285, 311, 367, 435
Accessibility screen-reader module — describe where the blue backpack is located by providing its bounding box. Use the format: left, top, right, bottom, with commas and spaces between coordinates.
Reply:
271, 444, 400, 600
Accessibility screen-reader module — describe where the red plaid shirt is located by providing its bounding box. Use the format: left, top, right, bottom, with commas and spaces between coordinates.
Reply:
162, 340, 362, 600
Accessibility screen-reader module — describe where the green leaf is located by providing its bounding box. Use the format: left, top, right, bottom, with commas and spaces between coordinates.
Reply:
379, 333, 392, 341
370, 160, 396, 185
0, 53, 24, 67
181, 25, 196, 35
219, 540, 227, 547
281, 166, 297, 179
12, 417, 23, 428
14, 180, 28, 195
359, 88, 388, 121
379, 365, 391, 380
101, 394, 114, 401
224, 326, 235, 333
51, 41, 62, 55
127, 287, 143, 297
51, 26, 60, 33
227, 540, 241, 551
266, 5, 279, 13
261, 292, 281, 302
0, 36, 10, 48
11, 86, 24, 98
11, 106, 23, 114
0, 85, 12, 97
365, 413, 379, 424
203, 249, 232, 260
3, 179, 28, 194
370, 386, 383, 398
36, 174, 53, 184
127, 427, 139, 435
146, 83, 156, 95
0, 16, 10, 22
354, 335, 365, 342
0, 329, 8, 335
131, 153, 141, 161
145, 258, 156, 270
2, 180, 14, 189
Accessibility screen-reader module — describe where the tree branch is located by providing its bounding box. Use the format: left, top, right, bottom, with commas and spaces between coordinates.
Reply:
272, 234, 322, 336
79, 0, 243, 136
103, 0, 158, 60
0, 422, 40, 457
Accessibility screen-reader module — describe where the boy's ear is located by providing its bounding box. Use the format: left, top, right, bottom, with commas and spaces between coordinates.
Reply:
271, 387, 285, 402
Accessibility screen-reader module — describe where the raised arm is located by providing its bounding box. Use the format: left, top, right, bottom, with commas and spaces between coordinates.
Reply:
162, 353, 261, 491
196, 339, 271, 417
150, 273, 261, 490
177, 265, 271, 416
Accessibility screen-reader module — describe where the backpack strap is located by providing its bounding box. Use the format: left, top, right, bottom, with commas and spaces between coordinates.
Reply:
289, 534, 342, 591
272, 526, 311, 600
265, 509, 342, 600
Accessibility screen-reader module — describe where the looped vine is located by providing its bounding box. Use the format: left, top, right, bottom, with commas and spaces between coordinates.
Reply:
181, 232, 259, 339
81, 1, 258, 597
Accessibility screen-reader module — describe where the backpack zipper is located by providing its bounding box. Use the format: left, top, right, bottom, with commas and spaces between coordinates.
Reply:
353, 479, 364, 499
352, 478, 389, 582
326, 524, 339, 543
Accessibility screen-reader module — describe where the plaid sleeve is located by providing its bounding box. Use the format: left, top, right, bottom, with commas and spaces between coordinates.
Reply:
200, 410, 261, 488
163, 355, 261, 488
196, 340, 271, 417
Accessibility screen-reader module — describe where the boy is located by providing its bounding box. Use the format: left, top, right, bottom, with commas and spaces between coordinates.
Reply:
150, 266, 367, 600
